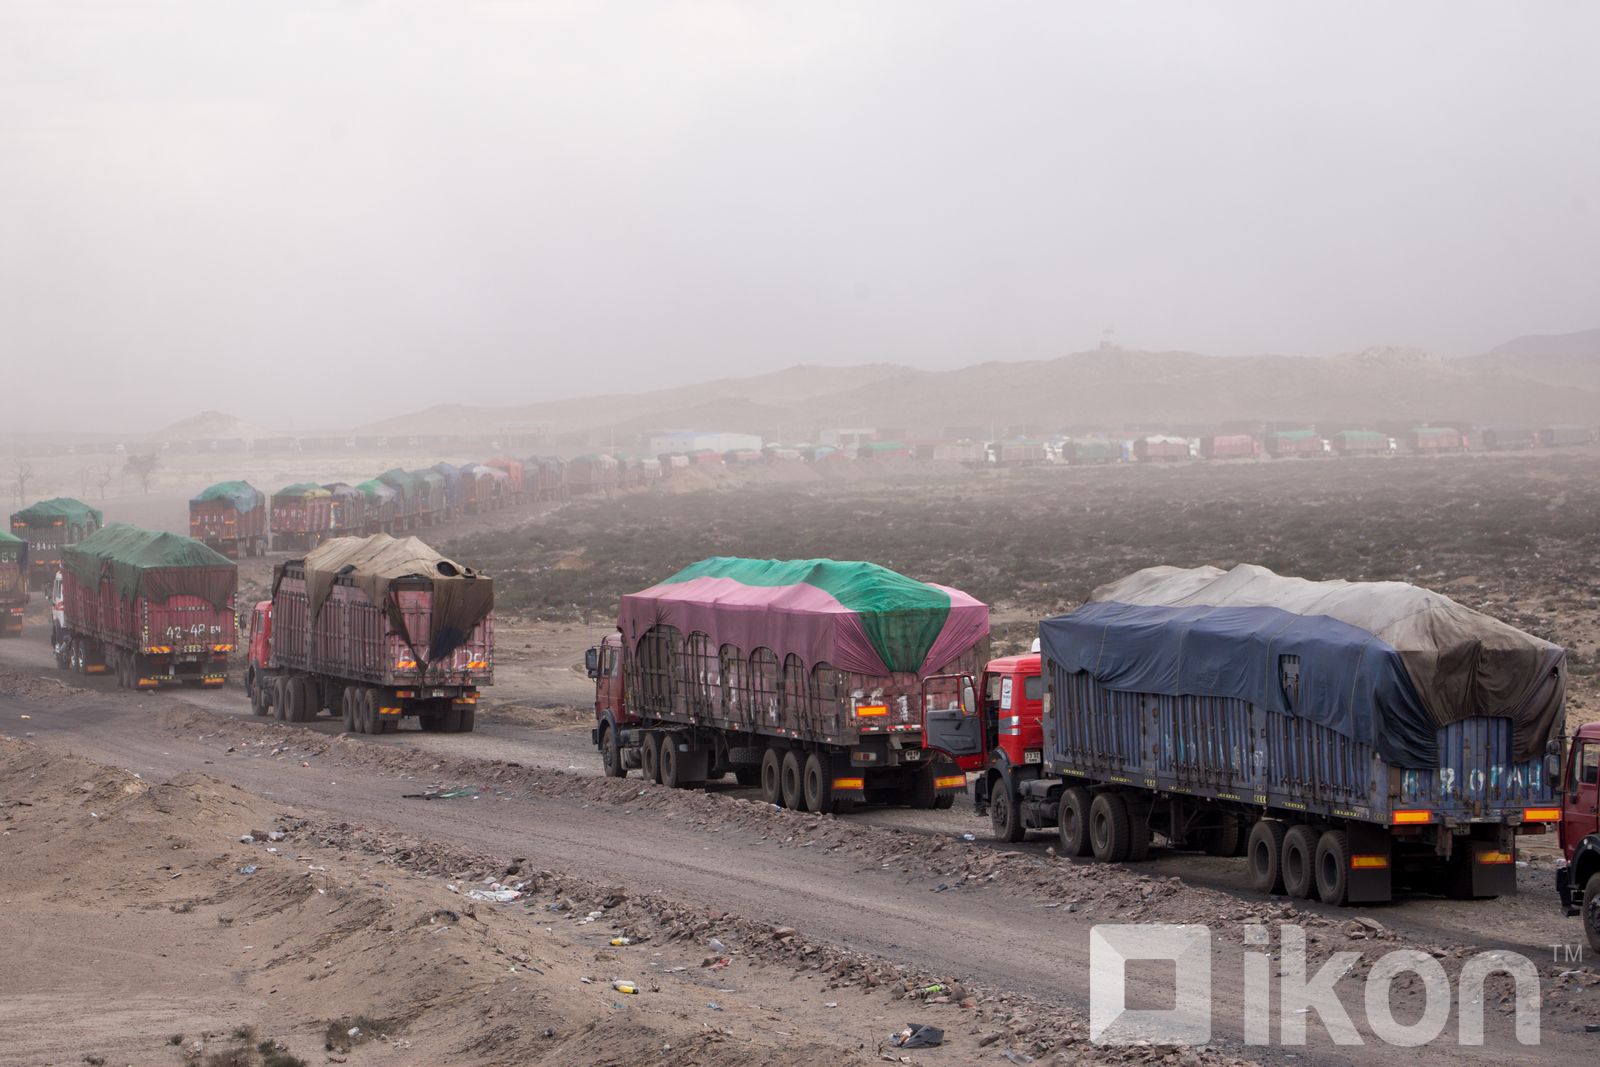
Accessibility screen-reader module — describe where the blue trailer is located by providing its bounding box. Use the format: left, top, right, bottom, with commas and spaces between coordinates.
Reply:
1018, 565, 1565, 905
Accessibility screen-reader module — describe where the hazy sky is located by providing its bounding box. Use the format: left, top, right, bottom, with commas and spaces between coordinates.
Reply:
4, 2, 1597, 432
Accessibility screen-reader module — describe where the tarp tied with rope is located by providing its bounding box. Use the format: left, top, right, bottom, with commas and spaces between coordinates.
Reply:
276, 534, 493, 663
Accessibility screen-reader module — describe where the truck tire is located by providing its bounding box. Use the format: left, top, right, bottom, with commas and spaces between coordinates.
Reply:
1202, 817, 1243, 856
1282, 825, 1319, 898
455, 705, 476, 733
659, 733, 687, 788
990, 779, 1024, 842
760, 747, 784, 806
341, 689, 356, 731
1126, 808, 1152, 862
600, 723, 626, 778
781, 750, 806, 811
908, 763, 939, 810
1248, 820, 1289, 895
284, 677, 305, 723
1314, 829, 1351, 905
640, 732, 662, 784
1584, 873, 1600, 955
272, 677, 290, 722
1089, 793, 1132, 862
803, 752, 835, 814
1059, 786, 1093, 856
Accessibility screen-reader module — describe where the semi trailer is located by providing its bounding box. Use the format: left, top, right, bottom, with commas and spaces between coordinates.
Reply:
53, 523, 237, 687
0, 531, 27, 636
246, 533, 494, 733
976, 564, 1564, 906
270, 483, 333, 551
189, 481, 267, 558
587, 557, 990, 814
10, 497, 103, 591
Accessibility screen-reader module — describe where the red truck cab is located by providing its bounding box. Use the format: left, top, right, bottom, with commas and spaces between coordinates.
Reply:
244, 599, 273, 714
1556, 720, 1600, 952
973, 651, 1047, 840
587, 633, 632, 775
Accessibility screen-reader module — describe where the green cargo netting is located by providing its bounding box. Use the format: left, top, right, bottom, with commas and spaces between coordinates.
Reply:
1270, 429, 1318, 440
11, 497, 104, 528
62, 523, 236, 608
189, 481, 264, 512
357, 479, 397, 502
0, 529, 25, 562
274, 483, 331, 499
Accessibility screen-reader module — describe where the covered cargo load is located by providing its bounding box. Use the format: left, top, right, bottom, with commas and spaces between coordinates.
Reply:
377, 469, 419, 528
355, 479, 398, 534
1539, 425, 1594, 448
1063, 438, 1121, 464
270, 483, 333, 551
1198, 433, 1259, 459
430, 462, 466, 516
1405, 426, 1462, 453
57, 523, 237, 686
1330, 429, 1390, 454
1481, 425, 1537, 451
1133, 435, 1191, 461
321, 482, 367, 535
189, 481, 267, 558
410, 469, 448, 525
257, 534, 493, 733
484, 456, 526, 502
11, 497, 104, 590
0, 530, 28, 635
1265, 429, 1325, 457
595, 557, 990, 813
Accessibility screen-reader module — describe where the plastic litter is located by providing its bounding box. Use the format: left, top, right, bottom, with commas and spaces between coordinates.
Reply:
961, 833, 976, 841
612, 980, 639, 994
609, 937, 632, 946
466, 883, 522, 903
402, 785, 481, 800
237, 864, 258, 875
890, 1023, 944, 1049
707, 937, 726, 953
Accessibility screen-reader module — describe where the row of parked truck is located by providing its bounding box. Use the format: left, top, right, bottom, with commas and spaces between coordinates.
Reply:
11, 500, 1597, 942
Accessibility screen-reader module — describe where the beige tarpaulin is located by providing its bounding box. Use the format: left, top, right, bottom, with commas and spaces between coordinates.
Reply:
276, 534, 493, 665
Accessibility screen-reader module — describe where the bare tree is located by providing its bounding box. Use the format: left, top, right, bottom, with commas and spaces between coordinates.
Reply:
76, 466, 93, 498
11, 460, 35, 505
124, 452, 161, 494
94, 464, 116, 500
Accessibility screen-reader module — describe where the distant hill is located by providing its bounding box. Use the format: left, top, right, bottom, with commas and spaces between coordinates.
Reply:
148, 410, 287, 442
1455, 328, 1600, 394
358, 344, 1600, 446
1489, 327, 1600, 359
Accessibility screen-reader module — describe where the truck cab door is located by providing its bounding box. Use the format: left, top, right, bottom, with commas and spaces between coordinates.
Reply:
1561, 738, 1600, 853
596, 640, 626, 723
981, 671, 1003, 757
922, 673, 985, 769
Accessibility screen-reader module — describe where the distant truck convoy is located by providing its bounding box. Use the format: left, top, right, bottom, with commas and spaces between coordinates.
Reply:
0, 531, 27, 636
269, 483, 333, 551
1555, 719, 1600, 952
10, 497, 103, 591
588, 558, 990, 814
52, 523, 237, 688
974, 564, 1563, 906
189, 481, 268, 558
246, 534, 494, 734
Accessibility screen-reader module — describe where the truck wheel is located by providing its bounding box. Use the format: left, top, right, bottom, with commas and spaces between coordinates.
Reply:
284, 677, 305, 723
1314, 830, 1351, 905
1126, 808, 1152, 862
1059, 786, 1093, 856
781, 750, 806, 811
760, 747, 784, 806
990, 781, 1024, 842
803, 752, 834, 814
1089, 793, 1132, 862
1584, 873, 1600, 955
908, 763, 938, 809
1202, 817, 1243, 856
600, 724, 626, 778
640, 732, 661, 784
1282, 825, 1320, 898
1247, 820, 1289, 895
455, 705, 475, 733
341, 689, 355, 730
659, 733, 684, 788
272, 677, 289, 722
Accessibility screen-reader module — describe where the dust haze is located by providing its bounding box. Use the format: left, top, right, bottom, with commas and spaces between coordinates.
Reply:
5, 2, 1599, 433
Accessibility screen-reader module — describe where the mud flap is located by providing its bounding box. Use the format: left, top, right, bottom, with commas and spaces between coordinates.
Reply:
1461, 837, 1518, 898
1346, 823, 1393, 905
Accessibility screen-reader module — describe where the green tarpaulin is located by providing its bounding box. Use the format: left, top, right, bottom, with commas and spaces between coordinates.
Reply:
11, 497, 104, 529
62, 523, 237, 608
190, 481, 264, 512
273, 483, 331, 500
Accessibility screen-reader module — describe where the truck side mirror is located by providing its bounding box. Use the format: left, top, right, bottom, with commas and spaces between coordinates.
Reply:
584, 647, 599, 679
960, 679, 977, 716
1546, 738, 1565, 791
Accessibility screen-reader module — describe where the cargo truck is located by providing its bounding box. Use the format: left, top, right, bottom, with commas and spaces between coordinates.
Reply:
1265, 430, 1329, 458
1554, 720, 1600, 952
0, 531, 27, 636
1405, 426, 1464, 453
1133, 435, 1191, 462
1199, 434, 1260, 460
586, 557, 990, 814
322, 483, 368, 536
270, 484, 333, 551
52, 523, 237, 687
11, 497, 103, 591
356, 479, 399, 534
976, 564, 1564, 905
189, 481, 268, 558
246, 534, 494, 733
1329, 430, 1393, 455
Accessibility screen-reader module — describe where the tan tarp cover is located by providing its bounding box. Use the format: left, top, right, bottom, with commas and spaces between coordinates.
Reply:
278, 534, 493, 664
1090, 564, 1565, 761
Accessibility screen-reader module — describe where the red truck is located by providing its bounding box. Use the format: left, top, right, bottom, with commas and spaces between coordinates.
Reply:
11, 497, 103, 591
269, 484, 333, 551
977, 565, 1564, 905
189, 481, 268, 558
0, 531, 27, 636
586, 557, 990, 814
245, 534, 494, 734
1133, 435, 1192, 462
1555, 721, 1600, 952
1199, 433, 1260, 460
52, 523, 237, 687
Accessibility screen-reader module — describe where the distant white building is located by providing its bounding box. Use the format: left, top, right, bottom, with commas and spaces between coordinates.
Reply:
647, 430, 764, 455
818, 428, 876, 449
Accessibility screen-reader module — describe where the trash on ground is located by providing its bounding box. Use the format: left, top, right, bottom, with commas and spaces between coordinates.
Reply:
237, 864, 258, 875
401, 785, 481, 800
466, 882, 523, 903
609, 937, 632, 946
613, 980, 639, 994
890, 1023, 944, 1049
